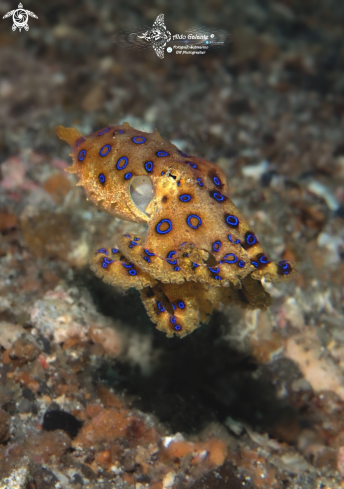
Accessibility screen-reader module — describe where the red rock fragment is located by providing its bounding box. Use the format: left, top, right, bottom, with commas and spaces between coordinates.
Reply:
0, 210, 17, 231
43, 173, 71, 204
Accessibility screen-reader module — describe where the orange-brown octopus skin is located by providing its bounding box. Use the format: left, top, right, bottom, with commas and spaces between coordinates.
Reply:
56, 123, 294, 338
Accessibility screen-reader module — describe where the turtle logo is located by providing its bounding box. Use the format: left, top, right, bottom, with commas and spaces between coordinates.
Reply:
2, 3, 38, 32
137, 14, 171, 59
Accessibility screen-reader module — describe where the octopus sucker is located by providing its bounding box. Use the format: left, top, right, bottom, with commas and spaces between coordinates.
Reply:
56, 123, 295, 338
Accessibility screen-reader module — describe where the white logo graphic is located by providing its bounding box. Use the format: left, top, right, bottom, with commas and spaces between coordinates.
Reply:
137, 14, 171, 59
2, 3, 38, 32
113, 14, 229, 59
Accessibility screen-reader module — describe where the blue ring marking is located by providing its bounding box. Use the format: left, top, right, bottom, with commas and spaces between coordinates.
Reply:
172, 304, 176, 310
166, 251, 177, 265
226, 215, 239, 227
187, 214, 202, 229
99, 144, 111, 157
177, 182, 181, 186
246, 233, 257, 245
144, 249, 155, 256
192, 262, 200, 268
178, 301, 185, 309
97, 248, 108, 255
144, 256, 151, 263
278, 260, 292, 275
128, 269, 137, 276
113, 129, 124, 135
179, 194, 191, 202
132, 136, 146, 144
157, 302, 165, 313
238, 260, 245, 268
76, 137, 85, 147
116, 156, 129, 170
174, 324, 181, 331
170, 316, 176, 324
186, 161, 197, 169
251, 261, 259, 268
122, 262, 133, 268
227, 235, 240, 244
98, 127, 109, 136
124, 172, 132, 180
134, 237, 140, 241
178, 150, 188, 157
220, 253, 237, 264
78, 150, 86, 161
213, 176, 221, 186
130, 241, 139, 246
102, 257, 114, 268
208, 266, 220, 273
99, 173, 106, 184
214, 275, 222, 280
260, 254, 270, 264
212, 241, 221, 252
112, 248, 119, 254
156, 219, 172, 234
144, 161, 153, 172
157, 151, 169, 157
197, 178, 203, 186
174, 266, 180, 271
125, 234, 130, 238
212, 191, 225, 202
161, 171, 165, 175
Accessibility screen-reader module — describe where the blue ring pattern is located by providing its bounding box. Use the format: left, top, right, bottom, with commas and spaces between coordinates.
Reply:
226, 215, 239, 227
213, 176, 221, 186
212, 241, 221, 252
144, 161, 153, 172
220, 253, 237, 264
132, 136, 146, 144
99, 144, 111, 157
174, 324, 181, 331
238, 260, 245, 268
128, 269, 137, 276
98, 127, 109, 136
187, 214, 202, 229
113, 129, 124, 135
186, 161, 197, 169
178, 301, 185, 309
124, 172, 132, 180
78, 150, 86, 161
116, 156, 129, 170
156, 219, 172, 234
99, 174, 106, 184
246, 233, 257, 245
212, 192, 225, 202
179, 194, 191, 202
157, 151, 169, 157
